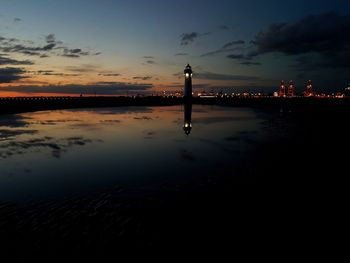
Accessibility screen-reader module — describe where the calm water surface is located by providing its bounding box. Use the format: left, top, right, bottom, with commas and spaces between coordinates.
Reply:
0, 105, 268, 201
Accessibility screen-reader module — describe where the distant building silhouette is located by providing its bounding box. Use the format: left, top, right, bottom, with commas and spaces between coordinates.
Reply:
183, 102, 192, 135
304, 80, 314, 97
345, 87, 350, 97
184, 64, 193, 98
278, 80, 286, 97
287, 80, 296, 97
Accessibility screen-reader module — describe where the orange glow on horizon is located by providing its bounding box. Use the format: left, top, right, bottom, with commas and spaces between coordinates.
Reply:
0, 92, 125, 97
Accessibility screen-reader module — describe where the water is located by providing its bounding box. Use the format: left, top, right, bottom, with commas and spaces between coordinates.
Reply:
0, 105, 267, 202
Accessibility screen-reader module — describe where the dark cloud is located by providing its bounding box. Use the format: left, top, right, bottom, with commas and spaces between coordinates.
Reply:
226, 54, 245, 60
30, 70, 81, 77
180, 32, 200, 45
201, 40, 245, 57
13, 18, 22, 23
0, 67, 27, 83
1, 82, 153, 94
218, 25, 229, 30
143, 56, 154, 59
43, 43, 56, 50
222, 40, 245, 49
175, 53, 188, 56
133, 76, 152, 80
65, 64, 100, 73
250, 12, 350, 69
0, 43, 55, 54
62, 48, 90, 58
0, 34, 100, 59
253, 12, 350, 55
21, 51, 41, 56
45, 34, 56, 44
0, 54, 34, 65
226, 50, 259, 63
98, 73, 121, 77
240, 62, 261, 66
146, 60, 156, 64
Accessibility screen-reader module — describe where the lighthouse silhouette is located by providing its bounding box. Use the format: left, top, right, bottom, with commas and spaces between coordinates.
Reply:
184, 64, 193, 98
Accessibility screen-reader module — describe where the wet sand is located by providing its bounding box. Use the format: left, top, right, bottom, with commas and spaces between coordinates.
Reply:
1, 101, 349, 258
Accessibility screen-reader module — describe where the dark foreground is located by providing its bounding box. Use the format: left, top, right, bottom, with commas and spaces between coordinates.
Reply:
0, 98, 348, 259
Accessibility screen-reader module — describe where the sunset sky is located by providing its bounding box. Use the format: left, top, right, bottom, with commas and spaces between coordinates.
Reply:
1, 0, 350, 96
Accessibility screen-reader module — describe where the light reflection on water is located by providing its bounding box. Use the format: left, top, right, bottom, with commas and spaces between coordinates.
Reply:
0, 105, 265, 201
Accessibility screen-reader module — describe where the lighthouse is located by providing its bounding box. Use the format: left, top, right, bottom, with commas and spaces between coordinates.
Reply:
184, 64, 193, 98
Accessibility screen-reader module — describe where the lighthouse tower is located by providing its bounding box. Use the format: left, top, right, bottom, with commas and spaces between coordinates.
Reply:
184, 64, 193, 98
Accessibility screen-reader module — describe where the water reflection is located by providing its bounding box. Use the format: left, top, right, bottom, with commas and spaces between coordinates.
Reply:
183, 102, 192, 135
0, 105, 264, 201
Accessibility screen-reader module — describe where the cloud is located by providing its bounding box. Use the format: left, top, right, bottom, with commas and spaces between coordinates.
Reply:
0, 34, 100, 59
0, 43, 56, 54
13, 18, 22, 23
133, 76, 152, 80
1, 82, 153, 94
180, 32, 200, 45
98, 73, 121, 77
250, 12, 350, 69
200, 40, 245, 57
62, 48, 90, 58
226, 50, 260, 64
143, 56, 154, 59
218, 25, 229, 30
65, 64, 100, 73
175, 53, 188, 56
222, 41, 245, 49
146, 60, 156, 64
30, 70, 81, 77
45, 34, 56, 44
0, 67, 27, 83
226, 54, 245, 60
0, 54, 34, 65
240, 62, 261, 66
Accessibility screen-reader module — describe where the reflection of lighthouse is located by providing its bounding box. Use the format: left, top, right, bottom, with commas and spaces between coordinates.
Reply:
184, 64, 193, 98
183, 102, 192, 135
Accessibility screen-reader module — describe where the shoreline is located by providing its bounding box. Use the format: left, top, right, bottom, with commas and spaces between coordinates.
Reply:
1, 96, 350, 115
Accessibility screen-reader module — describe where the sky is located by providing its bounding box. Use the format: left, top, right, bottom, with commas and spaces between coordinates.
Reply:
0, 0, 350, 96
